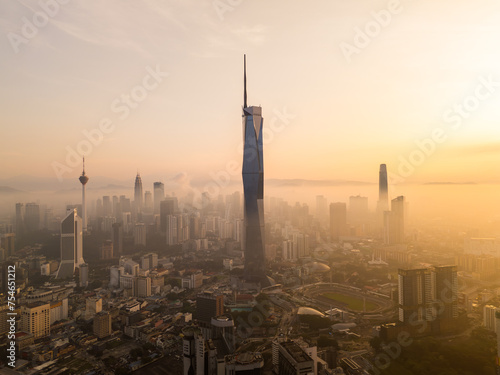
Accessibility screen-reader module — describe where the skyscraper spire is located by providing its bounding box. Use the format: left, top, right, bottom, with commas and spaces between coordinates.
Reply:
241, 56, 270, 287
244, 54, 247, 109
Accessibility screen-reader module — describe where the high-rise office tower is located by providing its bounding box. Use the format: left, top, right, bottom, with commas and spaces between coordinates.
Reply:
384, 196, 405, 245
79, 263, 89, 288
21, 302, 50, 339
112, 195, 119, 216
432, 265, 458, 321
195, 292, 224, 324
160, 198, 177, 234
79, 158, 89, 232
93, 311, 112, 339
0, 233, 15, 258
330, 202, 347, 241
144, 190, 153, 212
15, 202, 24, 236
102, 196, 112, 216
56, 209, 85, 279
153, 182, 165, 214
398, 268, 429, 323
137, 276, 152, 297
398, 266, 458, 325
182, 326, 207, 375
112, 222, 123, 256
241, 55, 269, 286
134, 223, 146, 246
176, 214, 184, 243
165, 215, 178, 245
134, 173, 143, 213
377, 164, 389, 213
24, 202, 40, 232
190, 216, 200, 239
484, 305, 497, 331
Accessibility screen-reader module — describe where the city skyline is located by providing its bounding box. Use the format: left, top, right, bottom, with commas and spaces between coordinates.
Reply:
3, 2, 500, 374
1, 1, 500, 185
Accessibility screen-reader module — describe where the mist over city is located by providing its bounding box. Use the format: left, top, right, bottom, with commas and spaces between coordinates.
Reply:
1, 1, 500, 374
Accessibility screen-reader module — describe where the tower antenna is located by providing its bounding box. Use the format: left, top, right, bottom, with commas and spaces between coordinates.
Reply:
244, 54, 247, 108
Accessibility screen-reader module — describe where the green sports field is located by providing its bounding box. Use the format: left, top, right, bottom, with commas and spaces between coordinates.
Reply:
322, 292, 377, 311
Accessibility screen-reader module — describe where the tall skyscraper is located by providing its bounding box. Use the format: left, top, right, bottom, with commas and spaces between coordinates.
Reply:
242, 55, 269, 286
102, 195, 112, 216
398, 266, 458, 325
112, 222, 123, 256
79, 158, 89, 232
0, 233, 15, 258
93, 311, 112, 339
144, 190, 153, 212
182, 326, 206, 375
21, 302, 50, 339
432, 265, 458, 321
160, 198, 177, 234
15, 202, 24, 236
134, 223, 147, 247
134, 173, 143, 213
24, 203, 40, 232
153, 182, 165, 214
195, 292, 224, 324
165, 215, 178, 245
384, 196, 405, 245
80, 263, 89, 288
56, 209, 84, 279
377, 163, 389, 212
484, 305, 498, 331
398, 268, 429, 323
330, 202, 347, 241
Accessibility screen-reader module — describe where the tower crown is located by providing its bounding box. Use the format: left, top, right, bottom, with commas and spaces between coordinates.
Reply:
79, 157, 89, 185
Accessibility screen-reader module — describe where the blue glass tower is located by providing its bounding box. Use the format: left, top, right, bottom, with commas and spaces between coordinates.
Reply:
242, 55, 269, 286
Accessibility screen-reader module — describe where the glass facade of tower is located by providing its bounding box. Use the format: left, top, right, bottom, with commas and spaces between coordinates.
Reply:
56, 209, 84, 279
379, 164, 388, 206
134, 173, 143, 211
242, 105, 269, 286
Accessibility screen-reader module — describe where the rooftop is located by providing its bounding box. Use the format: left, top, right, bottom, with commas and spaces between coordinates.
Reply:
281, 341, 313, 363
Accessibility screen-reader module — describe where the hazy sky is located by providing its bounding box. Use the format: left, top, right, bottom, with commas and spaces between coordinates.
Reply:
1, 0, 500, 185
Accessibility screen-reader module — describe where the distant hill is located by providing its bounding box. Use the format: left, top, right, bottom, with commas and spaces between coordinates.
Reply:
0, 186, 24, 194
